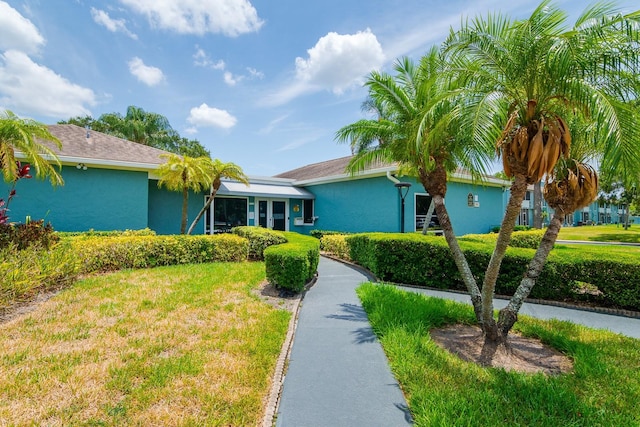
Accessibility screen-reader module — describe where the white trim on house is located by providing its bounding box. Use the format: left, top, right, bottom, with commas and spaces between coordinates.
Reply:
217, 180, 314, 199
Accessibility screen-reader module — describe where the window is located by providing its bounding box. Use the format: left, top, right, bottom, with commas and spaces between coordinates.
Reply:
415, 194, 439, 231
303, 199, 314, 224
213, 197, 247, 232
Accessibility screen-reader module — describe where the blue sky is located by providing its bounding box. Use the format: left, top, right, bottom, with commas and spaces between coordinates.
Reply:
1, 0, 637, 176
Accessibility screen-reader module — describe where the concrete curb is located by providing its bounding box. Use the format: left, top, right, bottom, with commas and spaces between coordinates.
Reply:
261, 275, 317, 427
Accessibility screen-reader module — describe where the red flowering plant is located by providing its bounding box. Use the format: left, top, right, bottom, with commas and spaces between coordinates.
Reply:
0, 161, 32, 224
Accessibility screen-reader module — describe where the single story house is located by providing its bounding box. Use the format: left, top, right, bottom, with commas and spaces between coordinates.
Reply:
9, 124, 599, 236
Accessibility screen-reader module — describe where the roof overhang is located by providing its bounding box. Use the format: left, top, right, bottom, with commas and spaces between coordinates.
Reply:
217, 181, 314, 199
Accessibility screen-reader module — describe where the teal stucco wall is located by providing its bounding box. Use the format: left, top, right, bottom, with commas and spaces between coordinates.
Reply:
0, 165, 149, 232
290, 175, 506, 236
147, 180, 208, 235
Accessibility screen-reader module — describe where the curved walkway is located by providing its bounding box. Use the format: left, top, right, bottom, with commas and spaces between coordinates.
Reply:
275, 256, 412, 427
275, 256, 640, 426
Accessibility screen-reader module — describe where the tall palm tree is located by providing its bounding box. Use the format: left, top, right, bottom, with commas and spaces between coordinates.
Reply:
444, 1, 640, 342
186, 160, 249, 235
336, 48, 494, 320
0, 110, 63, 185
157, 154, 215, 234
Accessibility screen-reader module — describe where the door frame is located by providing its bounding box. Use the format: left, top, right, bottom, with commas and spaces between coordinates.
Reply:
256, 198, 289, 231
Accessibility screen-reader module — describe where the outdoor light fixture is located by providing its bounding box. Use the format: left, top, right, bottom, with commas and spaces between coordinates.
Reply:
395, 182, 412, 233
76, 163, 87, 170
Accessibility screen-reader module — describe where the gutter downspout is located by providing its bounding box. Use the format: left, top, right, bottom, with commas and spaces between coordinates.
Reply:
386, 171, 400, 184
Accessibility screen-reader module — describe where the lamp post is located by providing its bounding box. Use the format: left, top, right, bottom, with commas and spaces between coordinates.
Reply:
395, 182, 412, 233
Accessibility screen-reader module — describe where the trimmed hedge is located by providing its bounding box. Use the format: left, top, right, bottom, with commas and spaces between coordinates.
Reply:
56, 228, 156, 238
72, 234, 249, 274
460, 229, 545, 249
264, 232, 319, 293
232, 226, 287, 260
344, 233, 640, 311
320, 234, 350, 260
310, 229, 349, 239
1, 241, 79, 310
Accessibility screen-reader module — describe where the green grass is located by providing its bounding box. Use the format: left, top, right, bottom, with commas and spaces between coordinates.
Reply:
357, 283, 640, 426
557, 224, 640, 243
0, 262, 290, 426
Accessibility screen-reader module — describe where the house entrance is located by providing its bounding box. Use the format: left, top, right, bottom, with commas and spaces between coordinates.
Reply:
257, 199, 288, 231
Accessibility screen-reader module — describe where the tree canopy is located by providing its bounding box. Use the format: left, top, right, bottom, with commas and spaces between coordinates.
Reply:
60, 106, 210, 158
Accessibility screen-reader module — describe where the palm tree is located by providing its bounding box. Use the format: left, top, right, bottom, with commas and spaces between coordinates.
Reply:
444, 1, 640, 342
186, 160, 248, 235
336, 48, 494, 320
0, 110, 63, 185
157, 154, 216, 234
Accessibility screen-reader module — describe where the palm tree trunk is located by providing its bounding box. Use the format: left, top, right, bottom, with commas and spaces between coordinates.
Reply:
180, 187, 188, 234
497, 210, 565, 336
187, 189, 218, 235
533, 181, 542, 229
432, 194, 484, 322
481, 174, 528, 341
422, 199, 436, 235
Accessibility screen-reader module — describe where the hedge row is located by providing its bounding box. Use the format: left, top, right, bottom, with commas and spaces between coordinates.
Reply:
265, 232, 320, 292
460, 229, 545, 249
71, 234, 249, 274
56, 228, 156, 238
232, 226, 287, 260
341, 233, 640, 311
0, 242, 79, 310
321, 234, 351, 261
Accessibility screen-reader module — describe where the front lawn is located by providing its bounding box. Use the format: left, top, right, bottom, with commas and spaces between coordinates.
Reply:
557, 223, 640, 243
358, 283, 640, 426
0, 262, 290, 426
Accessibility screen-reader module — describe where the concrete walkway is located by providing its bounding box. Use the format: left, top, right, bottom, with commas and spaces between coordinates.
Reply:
276, 256, 640, 426
276, 256, 412, 427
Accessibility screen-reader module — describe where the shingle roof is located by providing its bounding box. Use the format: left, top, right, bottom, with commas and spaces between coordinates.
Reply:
44, 124, 170, 167
274, 156, 395, 181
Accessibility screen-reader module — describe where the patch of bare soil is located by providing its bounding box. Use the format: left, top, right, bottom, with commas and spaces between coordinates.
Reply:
251, 281, 303, 313
430, 324, 573, 375
0, 289, 62, 325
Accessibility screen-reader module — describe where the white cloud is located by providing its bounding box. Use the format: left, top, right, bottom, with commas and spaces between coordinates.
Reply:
91, 8, 138, 40
193, 47, 225, 69
0, 50, 95, 118
187, 103, 237, 129
0, 1, 45, 54
223, 71, 244, 86
128, 57, 165, 86
247, 67, 264, 79
119, 0, 264, 36
296, 29, 384, 94
264, 29, 384, 106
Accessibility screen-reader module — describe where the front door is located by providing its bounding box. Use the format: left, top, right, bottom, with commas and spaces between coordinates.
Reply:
256, 199, 288, 231
272, 201, 286, 231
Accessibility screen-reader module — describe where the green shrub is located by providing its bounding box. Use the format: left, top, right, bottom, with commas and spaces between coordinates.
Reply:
232, 226, 286, 260
344, 233, 639, 310
0, 220, 59, 250
320, 234, 350, 260
73, 234, 249, 274
510, 229, 545, 249
57, 228, 156, 238
0, 241, 79, 310
264, 232, 320, 292
310, 229, 349, 239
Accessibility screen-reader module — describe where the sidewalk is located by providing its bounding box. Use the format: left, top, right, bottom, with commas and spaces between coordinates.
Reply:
275, 256, 412, 427
275, 256, 640, 426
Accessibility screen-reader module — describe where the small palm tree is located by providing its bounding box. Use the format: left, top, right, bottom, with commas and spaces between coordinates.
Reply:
157, 154, 216, 234
444, 0, 640, 342
336, 48, 494, 320
0, 110, 63, 185
186, 160, 248, 235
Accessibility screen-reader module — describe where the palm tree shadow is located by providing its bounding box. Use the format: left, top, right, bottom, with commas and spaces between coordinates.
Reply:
326, 303, 377, 344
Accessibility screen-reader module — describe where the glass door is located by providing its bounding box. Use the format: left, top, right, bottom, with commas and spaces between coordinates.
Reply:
258, 200, 268, 228
272, 201, 286, 231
